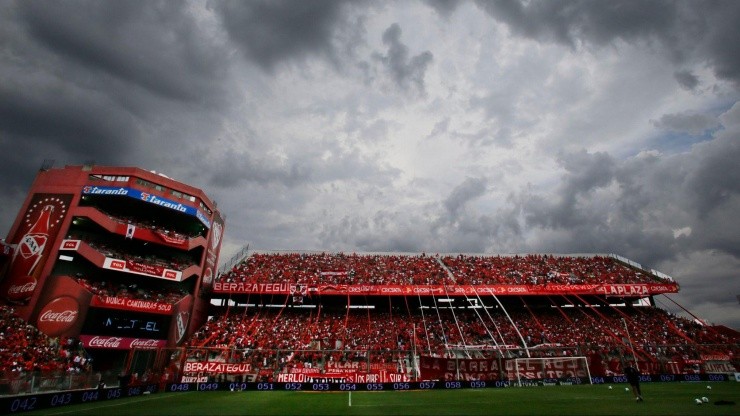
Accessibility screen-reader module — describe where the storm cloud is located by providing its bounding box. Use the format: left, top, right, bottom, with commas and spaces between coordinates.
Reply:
0, 0, 738, 329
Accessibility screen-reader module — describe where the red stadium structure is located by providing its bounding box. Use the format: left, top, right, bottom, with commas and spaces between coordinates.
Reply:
153, 251, 735, 386
0, 164, 224, 390
0, 165, 738, 398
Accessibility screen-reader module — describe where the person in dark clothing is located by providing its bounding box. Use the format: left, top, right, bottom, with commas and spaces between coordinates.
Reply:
624, 363, 643, 402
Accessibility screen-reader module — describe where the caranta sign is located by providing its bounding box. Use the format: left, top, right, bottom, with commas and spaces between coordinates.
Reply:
81, 186, 211, 228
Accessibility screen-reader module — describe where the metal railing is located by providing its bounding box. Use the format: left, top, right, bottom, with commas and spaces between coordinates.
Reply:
0, 373, 102, 396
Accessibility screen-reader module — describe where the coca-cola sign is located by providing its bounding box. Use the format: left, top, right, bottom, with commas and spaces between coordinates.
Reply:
2, 194, 72, 305
36, 296, 80, 336
130, 338, 161, 348
6, 275, 37, 303
88, 336, 123, 348
79, 335, 167, 350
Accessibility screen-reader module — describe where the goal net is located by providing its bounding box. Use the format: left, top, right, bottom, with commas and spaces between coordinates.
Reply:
511, 357, 592, 386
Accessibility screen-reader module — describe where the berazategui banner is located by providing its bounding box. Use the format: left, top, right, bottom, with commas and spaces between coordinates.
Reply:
212, 282, 679, 297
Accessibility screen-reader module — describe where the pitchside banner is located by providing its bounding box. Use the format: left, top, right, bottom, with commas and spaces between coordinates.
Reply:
212, 282, 679, 296
419, 356, 590, 381
277, 371, 410, 383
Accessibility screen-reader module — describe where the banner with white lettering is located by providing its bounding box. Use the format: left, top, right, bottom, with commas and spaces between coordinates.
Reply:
154, 231, 187, 247
79, 335, 167, 350
103, 257, 182, 281
183, 362, 252, 374
276, 371, 408, 383
212, 282, 679, 297
90, 295, 173, 314
81, 185, 211, 228
420, 356, 502, 381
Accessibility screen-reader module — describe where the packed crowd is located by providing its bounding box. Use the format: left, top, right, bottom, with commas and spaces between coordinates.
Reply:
74, 276, 188, 305
95, 208, 203, 240
442, 254, 662, 285
187, 302, 737, 376
0, 306, 92, 377
69, 233, 197, 272
216, 252, 672, 286
219, 252, 447, 286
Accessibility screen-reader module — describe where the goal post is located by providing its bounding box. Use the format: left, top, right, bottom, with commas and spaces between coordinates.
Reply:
512, 356, 592, 386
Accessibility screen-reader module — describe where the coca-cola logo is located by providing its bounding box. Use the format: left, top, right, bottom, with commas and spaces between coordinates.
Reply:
5, 275, 37, 303
130, 339, 160, 348
87, 336, 122, 348
36, 296, 79, 336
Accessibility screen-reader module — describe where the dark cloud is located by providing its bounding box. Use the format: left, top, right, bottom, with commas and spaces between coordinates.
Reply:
428, 117, 450, 139
424, 0, 464, 18
0, 85, 136, 159
17, 0, 229, 102
213, 0, 349, 72
475, 0, 740, 86
443, 176, 487, 217
0, 1, 737, 329
651, 112, 720, 136
674, 70, 699, 90
522, 150, 616, 230
475, 0, 676, 47
685, 129, 740, 222
0, 0, 235, 171
373, 23, 434, 95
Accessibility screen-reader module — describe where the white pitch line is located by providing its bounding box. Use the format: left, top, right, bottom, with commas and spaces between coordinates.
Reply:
41, 392, 195, 415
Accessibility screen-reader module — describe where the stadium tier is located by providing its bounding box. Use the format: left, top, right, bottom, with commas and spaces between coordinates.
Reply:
0, 168, 737, 397
0, 165, 224, 394
161, 251, 737, 385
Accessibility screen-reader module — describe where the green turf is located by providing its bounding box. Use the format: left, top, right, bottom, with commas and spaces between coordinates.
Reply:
22, 383, 740, 416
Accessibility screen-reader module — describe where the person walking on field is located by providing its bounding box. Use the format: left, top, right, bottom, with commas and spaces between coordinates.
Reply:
624, 363, 643, 402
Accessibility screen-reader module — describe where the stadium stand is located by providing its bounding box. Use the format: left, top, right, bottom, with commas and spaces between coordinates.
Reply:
2, 251, 738, 390
184, 249, 739, 383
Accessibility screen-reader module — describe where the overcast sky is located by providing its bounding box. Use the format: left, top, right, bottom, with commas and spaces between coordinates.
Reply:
1, 0, 738, 329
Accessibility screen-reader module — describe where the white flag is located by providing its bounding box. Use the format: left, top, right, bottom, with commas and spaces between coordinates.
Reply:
126, 224, 136, 239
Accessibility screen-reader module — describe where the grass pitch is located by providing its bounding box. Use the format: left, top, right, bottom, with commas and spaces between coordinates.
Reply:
22, 382, 740, 416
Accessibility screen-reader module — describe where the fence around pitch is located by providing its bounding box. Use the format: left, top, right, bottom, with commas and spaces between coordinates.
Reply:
0, 373, 102, 396
124, 344, 739, 385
